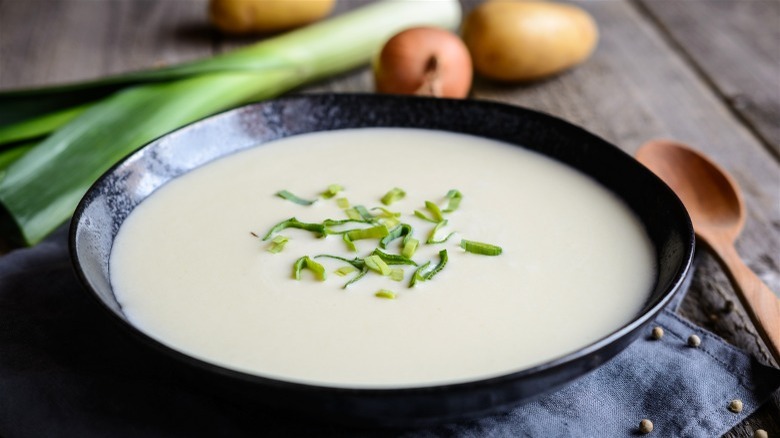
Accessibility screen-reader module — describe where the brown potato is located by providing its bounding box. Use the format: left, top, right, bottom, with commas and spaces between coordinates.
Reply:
462, 1, 598, 82
210, 0, 336, 34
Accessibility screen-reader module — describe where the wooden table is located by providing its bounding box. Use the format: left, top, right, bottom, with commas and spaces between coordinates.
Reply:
1, 0, 778, 435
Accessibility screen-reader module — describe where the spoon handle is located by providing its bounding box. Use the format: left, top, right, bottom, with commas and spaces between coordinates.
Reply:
709, 239, 780, 365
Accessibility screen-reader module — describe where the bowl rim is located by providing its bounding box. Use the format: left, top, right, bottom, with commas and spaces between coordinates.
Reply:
69, 93, 695, 395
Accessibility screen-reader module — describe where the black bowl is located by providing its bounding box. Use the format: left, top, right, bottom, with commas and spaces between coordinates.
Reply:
70, 94, 694, 427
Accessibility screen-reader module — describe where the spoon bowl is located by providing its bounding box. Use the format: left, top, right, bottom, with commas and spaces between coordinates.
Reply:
636, 139, 780, 365
637, 140, 744, 241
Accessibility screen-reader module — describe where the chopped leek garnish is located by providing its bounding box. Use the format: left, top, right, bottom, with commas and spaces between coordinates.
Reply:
261, 186, 498, 294
381, 187, 406, 205
354, 205, 375, 222
364, 254, 392, 275
379, 223, 412, 249
426, 219, 455, 244
380, 216, 400, 229
460, 239, 503, 256
443, 189, 462, 212
402, 237, 419, 259
414, 201, 445, 223
409, 261, 431, 287
335, 266, 357, 276
375, 289, 396, 299
276, 190, 317, 206
322, 218, 366, 227
314, 254, 365, 269
370, 248, 417, 266
292, 256, 326, 281
425, 201, 445, 222
322, 218, 370, 235
266, 235, 289, 253
336, 197, 350, 209
414, 209, 439, 223
344, 208, 363, 221
424, 250, 449, 280
342, 224, 389, 251
389, 268, 404, 282
344, 266, 369, 288
262, 217, 326, 240
371, 206, 401, 218
321, 184, 343, 199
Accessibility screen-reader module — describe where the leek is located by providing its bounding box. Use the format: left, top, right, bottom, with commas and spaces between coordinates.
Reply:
0, 0, 461, 245
0, 104, 90, 145
460, 239, 503, 256
263, 217, 327, 240
292, 256, 326, 281
375, 289, 396, 299
276, 190, 317, 206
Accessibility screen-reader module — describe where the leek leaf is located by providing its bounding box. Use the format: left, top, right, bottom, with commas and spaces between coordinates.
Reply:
0, 0, 460, 125
0, 104, 90, 145
276, 190, 317, 206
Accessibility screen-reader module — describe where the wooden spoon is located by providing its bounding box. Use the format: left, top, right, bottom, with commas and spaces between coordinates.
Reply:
636, 139, 780, 365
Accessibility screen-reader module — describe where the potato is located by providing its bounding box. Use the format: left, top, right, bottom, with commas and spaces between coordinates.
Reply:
209, 0, 336, 34
461, 0, 598, 82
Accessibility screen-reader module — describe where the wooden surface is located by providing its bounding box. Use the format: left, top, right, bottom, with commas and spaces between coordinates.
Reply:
1, 0, 778, 436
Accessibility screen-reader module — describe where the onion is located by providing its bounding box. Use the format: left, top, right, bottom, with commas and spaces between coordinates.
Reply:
373, 27, 472, 98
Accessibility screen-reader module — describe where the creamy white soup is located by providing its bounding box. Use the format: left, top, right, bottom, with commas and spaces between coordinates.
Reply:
110, 128, 655, 388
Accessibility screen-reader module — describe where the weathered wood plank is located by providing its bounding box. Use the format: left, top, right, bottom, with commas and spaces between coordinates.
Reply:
468, 0, 780, 293
0, 0, 213, 90
636, 0, 780, 159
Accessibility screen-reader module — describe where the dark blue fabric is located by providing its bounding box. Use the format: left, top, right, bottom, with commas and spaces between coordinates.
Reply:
1, 226, 779, 437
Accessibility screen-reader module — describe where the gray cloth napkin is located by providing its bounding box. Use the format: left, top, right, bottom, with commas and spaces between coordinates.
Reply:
1, 226, 779, 437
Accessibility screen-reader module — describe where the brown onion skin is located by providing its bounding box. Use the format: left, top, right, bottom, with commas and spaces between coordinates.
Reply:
373, 27, 473, 98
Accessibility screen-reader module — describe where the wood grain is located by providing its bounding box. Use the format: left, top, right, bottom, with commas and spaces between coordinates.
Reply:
0, 0, 777, 435
636, 0, 780, 159
0, 0, 213, 90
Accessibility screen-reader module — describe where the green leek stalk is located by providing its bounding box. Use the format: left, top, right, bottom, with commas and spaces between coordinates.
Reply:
0, 0, 461, 246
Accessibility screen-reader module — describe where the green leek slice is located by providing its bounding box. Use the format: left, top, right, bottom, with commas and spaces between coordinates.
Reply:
425, 201, 445, 222
423, 249, 448, 280
321, 184, 343, 199
266, 235, 289, 253
426, 220, 455, 244
344, 266, 369, 288
342, 224, 389, 251
370, 248, 417, 266
262, 217, 327, 240
375, 289, 397, 299
292, 256, 326, 281
379, 223, 412, 249
460, 239, 503, 256
443, 189, 462, 212
335, 266, 357, 276
389, 268, 404, 282
276, 190, 317, 206
380, 187, 406, 205
401, 238, 419, 259
409, 261, 431, 287
364, 254, 392, 275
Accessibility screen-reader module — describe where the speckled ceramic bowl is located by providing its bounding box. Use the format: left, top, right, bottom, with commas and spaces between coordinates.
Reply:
70, 94, 694, 427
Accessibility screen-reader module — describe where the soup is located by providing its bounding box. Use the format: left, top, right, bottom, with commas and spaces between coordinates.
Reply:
110, 128, 654, 388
